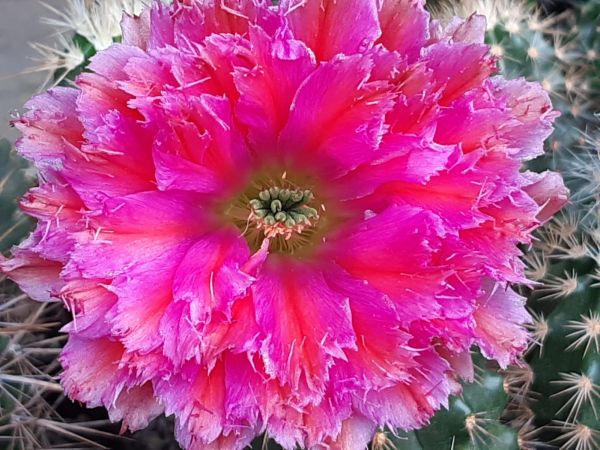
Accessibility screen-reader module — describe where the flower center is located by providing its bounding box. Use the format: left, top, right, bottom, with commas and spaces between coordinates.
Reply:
248, 187, 320, 240
220, 169, 339, 256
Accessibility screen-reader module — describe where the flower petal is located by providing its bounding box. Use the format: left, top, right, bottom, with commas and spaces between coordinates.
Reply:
279, 55, 395, 177
0, 248, 62, 302
328, 204, 445, 300
13, 88, 83, 169
473, 280, 530, 368
377, 0, 429, 61
324, 266, 418, 389
523, 170, 569, 222
234, 24, 316, 152
280, 0, 381, 61
111, 383, 164, 432
252, 259, 355, 397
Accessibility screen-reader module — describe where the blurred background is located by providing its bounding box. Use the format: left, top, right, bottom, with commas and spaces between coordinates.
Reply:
0, 0, 62, 140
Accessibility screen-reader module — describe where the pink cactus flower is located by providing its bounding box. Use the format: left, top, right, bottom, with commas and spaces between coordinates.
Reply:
2, 0, 568, 448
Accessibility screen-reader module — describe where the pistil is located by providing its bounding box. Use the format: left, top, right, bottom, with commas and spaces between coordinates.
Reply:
248, 187, 320, 240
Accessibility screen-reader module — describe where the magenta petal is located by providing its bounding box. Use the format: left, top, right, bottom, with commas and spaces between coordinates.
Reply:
61, 193, 208, 355
87, 44, 146, 81
489, 77, 558, 160
377, 0, 429, 61
252, 260, 356, 397
423, 41, 496, 105
435, 14, 487, 44
60, 335, 129, 408
223, 352, 267, 428
280, 0, 381, 61
147, 2, 175, 49
59, 279, 117, 339
151, 94, 251, 194
19, 175, 83, 226
523, 171, 569, 222
63, 342, 162, 431
335, 135, 457, 200
200, 295, 262, 363
4, 0, 565, 447
324, 266, 418, 388
358, 351, 452, 430
279, 54, 372, 155
315, 415, 376, 450
234, 24, 316, 153
279, 54, 395, 177
172, 0, 273, 43
110, 383, 164, 432
328, 204, 444, 299
173, 231, 251, 318
13, 88, 82, 168
473, 280, 531, 368
153, 130, 223, 194
121, 9, 151, 49
156, 361, 249, 449
102, 237, 192, 354
97, 191, 208, 234
179, 354, 265, 450
0, 248, 62, 302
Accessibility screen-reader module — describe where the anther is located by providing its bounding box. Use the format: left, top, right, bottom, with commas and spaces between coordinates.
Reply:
248, 187, 320, 240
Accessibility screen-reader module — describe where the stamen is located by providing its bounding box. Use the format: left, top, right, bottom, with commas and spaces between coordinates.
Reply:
248, 187, 320, 240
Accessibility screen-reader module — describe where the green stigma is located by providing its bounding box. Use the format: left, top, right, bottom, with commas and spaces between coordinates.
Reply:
248, 187, 320, 239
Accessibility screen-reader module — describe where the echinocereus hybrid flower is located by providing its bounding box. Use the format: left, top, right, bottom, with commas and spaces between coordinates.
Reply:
1, 0, 568, 448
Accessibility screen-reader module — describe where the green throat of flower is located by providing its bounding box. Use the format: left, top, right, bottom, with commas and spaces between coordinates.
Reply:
248, 187, 320, 240
221, 168, 334, 255
216, 163, 358, 256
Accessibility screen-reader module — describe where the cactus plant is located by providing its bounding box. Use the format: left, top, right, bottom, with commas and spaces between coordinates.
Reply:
0, 139, 32, 256
462, 0, 600, 443
30, 0, 150, 89
245, 356, 519, 450
517, 3, 600, 446
567, 0, 600, 114
0, 294, 127, 449
385, 355, 519, 450
424, 0, 600, 447
523, 198, 600, 447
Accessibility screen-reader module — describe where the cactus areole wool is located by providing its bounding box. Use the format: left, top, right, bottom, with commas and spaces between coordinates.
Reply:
1, 0, 568, 449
